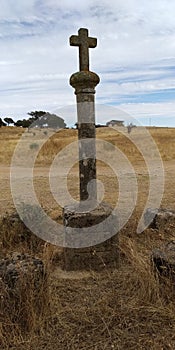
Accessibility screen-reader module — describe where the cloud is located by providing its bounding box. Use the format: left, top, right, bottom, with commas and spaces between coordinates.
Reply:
120, 101, 175, 126
0, 0, 174, 126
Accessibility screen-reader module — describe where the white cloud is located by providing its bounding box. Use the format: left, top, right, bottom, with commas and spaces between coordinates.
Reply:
0, 0, 174, 125
120, 101, 175, 126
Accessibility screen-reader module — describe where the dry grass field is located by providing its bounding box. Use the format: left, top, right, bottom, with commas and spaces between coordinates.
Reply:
0, 125, 175, 349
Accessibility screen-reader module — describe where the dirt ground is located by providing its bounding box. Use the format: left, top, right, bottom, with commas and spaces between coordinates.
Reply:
0, 159, 174, 218
1, 126, 175, 350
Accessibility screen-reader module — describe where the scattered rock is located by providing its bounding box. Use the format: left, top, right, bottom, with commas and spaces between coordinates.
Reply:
144, 208, 175, 232
0, 252, 45, 290
0, 252, 48, 332
151, 241, 175, 280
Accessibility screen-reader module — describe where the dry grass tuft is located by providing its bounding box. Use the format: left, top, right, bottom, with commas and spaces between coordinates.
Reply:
119, 236, 161, 305
0, 211, 45, 254
1, 126, 175, 348
0, 260, 49, 349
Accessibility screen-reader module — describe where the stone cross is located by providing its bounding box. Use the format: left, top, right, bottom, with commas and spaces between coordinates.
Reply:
69, 28, 100, 201
70, 28, 97, 71
63, 29, 118, 271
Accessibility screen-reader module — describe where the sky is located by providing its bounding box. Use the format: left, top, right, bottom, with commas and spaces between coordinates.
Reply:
0, 0, 175, 127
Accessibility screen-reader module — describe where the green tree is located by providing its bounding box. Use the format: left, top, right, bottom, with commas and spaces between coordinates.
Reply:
4, 117, 14, 126
27, 111, 47, 128
14, 120, 23, 127
0, 118, 6, 127
28, 111, 66, 129
28, 111, 46, 120
15, 111, 66, 129
15, 119, 31, 128
43, 113, 66, 129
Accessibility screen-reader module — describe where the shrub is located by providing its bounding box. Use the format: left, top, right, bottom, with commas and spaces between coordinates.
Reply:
29, 142, 39, 150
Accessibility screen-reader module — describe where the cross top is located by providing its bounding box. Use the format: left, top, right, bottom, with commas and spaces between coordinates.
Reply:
70, 28, 97, 72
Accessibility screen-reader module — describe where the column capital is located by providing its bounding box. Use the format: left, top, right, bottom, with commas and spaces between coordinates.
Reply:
70, 71, 100, 94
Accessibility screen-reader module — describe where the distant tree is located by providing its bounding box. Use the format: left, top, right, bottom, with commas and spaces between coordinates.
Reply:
14, 120, 23, 127
0, 118, 6, 127
4, 117, 14, 126
15, 111, 66, 129
43, 113, 66, 129
28, 111, 66, 129
28, 111, 46, 120
21, 119, 32, 128
14, 119, 31, 128
27, 111, 47, 128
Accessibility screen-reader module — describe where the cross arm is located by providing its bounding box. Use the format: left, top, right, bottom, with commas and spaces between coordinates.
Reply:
69, 28, 97, 71
70, 35, 80, 46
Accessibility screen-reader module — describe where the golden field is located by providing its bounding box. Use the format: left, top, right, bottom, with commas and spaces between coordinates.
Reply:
0, 125, 175, 350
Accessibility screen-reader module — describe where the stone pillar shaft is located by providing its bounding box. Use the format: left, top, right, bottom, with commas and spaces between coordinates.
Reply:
70, 71, 100, 201
77, 94, 96, 201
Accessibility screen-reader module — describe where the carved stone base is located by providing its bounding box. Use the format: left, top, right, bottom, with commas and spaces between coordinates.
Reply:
62, 201, 119, 271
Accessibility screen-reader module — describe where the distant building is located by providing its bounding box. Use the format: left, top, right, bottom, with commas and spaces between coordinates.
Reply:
106, 120, 124, 127
95, 124, 106, 128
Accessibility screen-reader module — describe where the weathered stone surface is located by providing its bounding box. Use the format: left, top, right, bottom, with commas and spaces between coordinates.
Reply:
0, 252, 48, 332
144, 208, 175, 232
0, 252, 45, 290
152, 241, 175, 280
70, 70, 99, 201
67, 28, 119, 270
70, 71, 100, 93
70, 29, 99, 202
63, 201, 113, 228
62, 201, 119, 271
70, 28, 97, 72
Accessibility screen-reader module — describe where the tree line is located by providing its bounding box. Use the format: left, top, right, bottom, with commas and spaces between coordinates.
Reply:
0, 111, 66, 129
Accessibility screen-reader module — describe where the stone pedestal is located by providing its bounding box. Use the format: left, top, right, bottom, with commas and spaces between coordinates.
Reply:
62, 201, 119, 271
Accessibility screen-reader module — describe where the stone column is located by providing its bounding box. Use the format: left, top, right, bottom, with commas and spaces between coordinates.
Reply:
70, 71, 100, 201
62, 28, 119, 271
